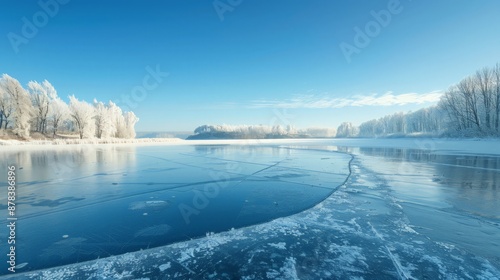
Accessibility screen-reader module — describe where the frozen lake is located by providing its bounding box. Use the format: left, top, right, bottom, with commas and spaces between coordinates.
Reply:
1, 139, 499, 279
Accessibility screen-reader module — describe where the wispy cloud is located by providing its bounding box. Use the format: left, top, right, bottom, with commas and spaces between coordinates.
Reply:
249, 91, 443, 109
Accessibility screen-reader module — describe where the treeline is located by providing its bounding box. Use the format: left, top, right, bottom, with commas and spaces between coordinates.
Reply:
353, 106, 445, 137
194, 64, 500, 140
188, 124, 336, 139
340, 63, 500, 138
440, 64, 500, 135
0, 74, 139, 139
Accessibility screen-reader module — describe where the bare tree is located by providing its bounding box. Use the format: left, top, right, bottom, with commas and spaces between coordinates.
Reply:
475, 68, 493, 129
457, 77, 481, 129
442, 85, 471, 130
494, 63, 500, 132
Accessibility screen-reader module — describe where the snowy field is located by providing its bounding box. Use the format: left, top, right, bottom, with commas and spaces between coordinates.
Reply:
0, 138, 499, 279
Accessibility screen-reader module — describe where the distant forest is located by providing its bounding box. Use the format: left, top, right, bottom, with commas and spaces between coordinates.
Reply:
187, 124, 336, 140
190, 63, 500, 139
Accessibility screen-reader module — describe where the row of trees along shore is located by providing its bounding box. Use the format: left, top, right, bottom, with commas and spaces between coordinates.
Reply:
188, 124, 336, 139
352, 63, 500, 138
0, 74, 138, 139
191, 63, 500, 139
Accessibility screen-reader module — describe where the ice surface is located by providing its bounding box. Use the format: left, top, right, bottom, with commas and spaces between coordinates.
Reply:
0, 142, 351, 275
1, 139, 499, 279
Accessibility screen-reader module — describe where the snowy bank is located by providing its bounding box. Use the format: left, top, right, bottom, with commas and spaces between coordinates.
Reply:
1, 137, 499, 157
0, 137, 185, 147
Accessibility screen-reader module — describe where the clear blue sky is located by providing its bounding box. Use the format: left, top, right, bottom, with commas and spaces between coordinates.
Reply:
2, 0, 500, 131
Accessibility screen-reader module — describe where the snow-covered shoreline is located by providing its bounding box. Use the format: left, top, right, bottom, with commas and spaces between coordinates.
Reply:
0, 137, 185, 147
1, 137, 499, 156
0, 137, 311, 148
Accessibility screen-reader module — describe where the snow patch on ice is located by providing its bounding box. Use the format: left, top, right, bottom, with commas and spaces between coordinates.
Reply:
347, 218, 362, 233
268, 242, 287, 250
174, 230, 249, 265
37, 268, 77, 279
421, 255, 447, 275
158, 262, 171, 272
254, 218, 304, 237
436, 241, 455, 251
478, 261, 500, 280
266, 257, 299, 280
177, 248, 195, 263
327, 244, 368, 271
394, 219, 418, 234
129, 200, 170, 210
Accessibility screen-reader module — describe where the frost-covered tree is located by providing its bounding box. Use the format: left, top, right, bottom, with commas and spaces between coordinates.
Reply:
49, 97, 69, 137
0, 74, 34, 138
190, 124, 341, 139
194, 125, 210, 134
93, 100, 116, 138
94, 100, 139, 139
28, 80, 55, 133
336, 122, 358, 138
123, 111, 139, 139
0, 85, 14, 129
0, 74, 140, 139
192, 124, 302, 139
476, 68, 493, 129
304, 127, 336, 138
440, 86, 466, 130
108, 101, 126, 138
494, 63, 500, 131
439, 63, 500, 135
358, 106, 445, 137
272, 125, 286, 136
69, 95, 96, 139
285, 124, 297, 135
358, 119, 380, 137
